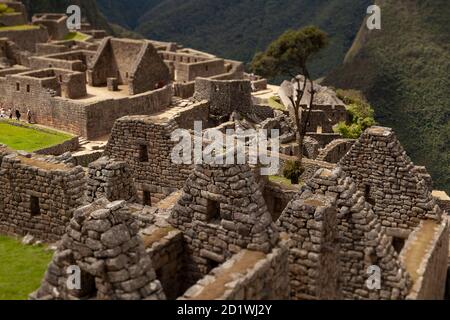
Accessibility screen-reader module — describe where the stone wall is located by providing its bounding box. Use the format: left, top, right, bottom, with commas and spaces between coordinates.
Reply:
263, 180, 297, 221
306, 133, 342, 148
84, 85, 173, 139
169, 163, 279, 288
32, 14, 68, 40
0, 12, 26, 26
278, 168, 413, 300
316, 139, 355, 163
35, 136, 79, 156
194, 78, 253, 119
143, 227, 185, 300
339, 127, 443, 233
103, 102, 208, 203
0, 68, 89, 136
129, 41, 171, 95
175, 59, 226, 82
103, 114, 189, 204
0, 37, 30, 67
0, 27, 49, 52
31, 198, 166, 300
30, 50, 96, 72
86, 157, 136, 203
278, 194, 340, 299
181, 245, 290, 300
88, 38, 170, 95
0, 147, 85, 241
402, 219, 449, 300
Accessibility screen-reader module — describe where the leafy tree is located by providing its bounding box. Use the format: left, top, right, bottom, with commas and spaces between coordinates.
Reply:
251, 26, 328, 166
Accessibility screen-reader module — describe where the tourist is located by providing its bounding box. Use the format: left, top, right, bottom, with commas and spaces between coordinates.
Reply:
15, 109, 21, 121
27, 109, 32, 123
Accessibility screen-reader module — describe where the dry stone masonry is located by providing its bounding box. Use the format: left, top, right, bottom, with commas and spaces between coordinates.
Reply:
86, 156, 136, 203
31, 198, 166, 300
0, 145, 85, 241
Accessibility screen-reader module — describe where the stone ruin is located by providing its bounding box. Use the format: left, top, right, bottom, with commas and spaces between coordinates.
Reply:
86, 156, 136, 203
31, 198, 165, 300
339, 127, 443, 232
0, 6, 449, 300
0, 146, 85, 242
279, 168, 412, 300
0, 123, 446, 300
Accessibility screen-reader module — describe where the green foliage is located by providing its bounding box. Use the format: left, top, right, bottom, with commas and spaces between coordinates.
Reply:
268, 96, 286, 111
64, 32, 89, 41
0, 4, 8, 13
0, 235, 53, 300
283, 160, 304, 184
0, 24, 39, 31
250, 26, 329, 79
334, 89, 376, 139
326, 0, 450, 193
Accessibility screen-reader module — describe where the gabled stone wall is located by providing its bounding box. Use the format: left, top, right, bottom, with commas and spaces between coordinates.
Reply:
31, 198, 166, 300
339, 127, 443, 233
169, 163, 279, 287
279, 168, 413, 300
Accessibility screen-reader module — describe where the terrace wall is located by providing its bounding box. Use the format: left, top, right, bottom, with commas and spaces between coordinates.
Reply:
0, 27, 49, 52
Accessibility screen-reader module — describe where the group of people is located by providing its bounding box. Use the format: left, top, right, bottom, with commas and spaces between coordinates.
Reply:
0, 108, 34, 123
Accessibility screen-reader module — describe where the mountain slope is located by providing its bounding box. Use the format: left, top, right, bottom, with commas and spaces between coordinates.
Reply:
97, 0, 371, 78
325, 0, 450, 193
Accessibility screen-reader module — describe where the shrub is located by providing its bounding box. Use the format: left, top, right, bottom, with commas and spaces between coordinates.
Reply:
283, 160, 304, 184
334, 89, 376, 139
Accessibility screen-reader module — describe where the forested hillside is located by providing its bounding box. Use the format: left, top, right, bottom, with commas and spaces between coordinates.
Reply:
97, 0, 370, 77
325, 0, 450, 192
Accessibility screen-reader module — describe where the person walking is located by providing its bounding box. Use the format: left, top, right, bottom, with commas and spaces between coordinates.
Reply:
27, 109, 32, 123
15, 109, 21, 121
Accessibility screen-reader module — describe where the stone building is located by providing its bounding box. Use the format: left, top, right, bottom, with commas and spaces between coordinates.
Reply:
87, 37, 171, 95
31, 198, 166, 300
32, 13, 69, 41
103, 101, 210, 205
0, 1, 27, 27
339, 127, 443, 235
0, 7, 449, 301
0, 146, 85, 242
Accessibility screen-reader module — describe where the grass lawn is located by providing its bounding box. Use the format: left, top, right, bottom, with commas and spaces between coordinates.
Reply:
64, 31, 89, 41
269, 175, 302, 188
0, 121, 73, 152
268, 96, 286, 111
0, 24, 40, 31
0, 236, 53, 300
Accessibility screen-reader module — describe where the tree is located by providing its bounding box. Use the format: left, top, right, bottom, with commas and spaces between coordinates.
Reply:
251, 26, 328, 168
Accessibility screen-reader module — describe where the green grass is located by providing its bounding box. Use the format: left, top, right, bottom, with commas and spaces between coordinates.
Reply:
269, 175, 302, 187
0, 121, 73, 152
268, 96, 286, 111
0, 236, 53, 300
64, 31, 90, 41
0, 24, 40, 31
